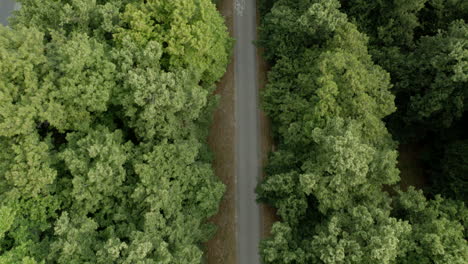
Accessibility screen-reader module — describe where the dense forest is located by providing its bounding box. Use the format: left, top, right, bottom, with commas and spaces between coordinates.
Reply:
0, 0, 230, 263
257, 0, 467, 263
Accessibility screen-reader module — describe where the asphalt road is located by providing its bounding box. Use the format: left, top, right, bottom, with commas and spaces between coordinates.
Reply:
234, 0, 261, 264
0, 0, 19, 26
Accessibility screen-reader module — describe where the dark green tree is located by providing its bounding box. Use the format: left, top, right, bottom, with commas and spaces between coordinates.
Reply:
339, 0, 427, 47
403, 20, 467, 129
394, 188, 468, 264
257, 0, 468, 263
262, 21, 396, 149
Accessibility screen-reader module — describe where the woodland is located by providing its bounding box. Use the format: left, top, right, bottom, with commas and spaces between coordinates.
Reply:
1, 0, 467, 263
0, 0, 231, 263
257, 0, 467, 263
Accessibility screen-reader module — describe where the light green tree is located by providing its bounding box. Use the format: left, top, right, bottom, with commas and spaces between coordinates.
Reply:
0, 0, 230, 262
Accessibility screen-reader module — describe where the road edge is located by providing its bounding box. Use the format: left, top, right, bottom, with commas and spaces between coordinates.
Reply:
204, 0, 237, 264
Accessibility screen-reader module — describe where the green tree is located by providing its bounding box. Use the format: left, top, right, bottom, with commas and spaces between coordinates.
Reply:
0, 0, 230, 262
310, 202, 411, 264
430, 140, 468, 202
0, 133, 60, 263
300, 118, 399, 213
417, 0, 468, 36
403, 20, 467, 129
340, 1, 468, 138
340, 0, 427, 47
262, 21, 396, 149
0, 26, 115, 136
0, 26, 47, 137
394, 188, 468, 264
258, 0, 347, 62
258, 0, 467, 263
260, 200, 412, 264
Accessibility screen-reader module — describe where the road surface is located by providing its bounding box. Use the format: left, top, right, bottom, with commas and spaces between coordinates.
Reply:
234, 0, 261, 264
0, 0, 20, 26
0, 0, 15, 26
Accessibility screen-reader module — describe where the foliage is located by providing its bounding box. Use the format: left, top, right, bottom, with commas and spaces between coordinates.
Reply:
0, 26, 115, 135
378, 20, 468, 133
260, 198, 413, 264
258, 0, 468, 263
300, 118, 399, 213
340, 0, 468, 137
339, 0, 427, 47
0, 0, 230, 263
403, 20, 467, 129
258, 0, 346, 62
262, 24, 396, 148
393, 188, 468, 264
340, 0, 467, 200
429, 140, 468, 201
417, 0, 468, 36
310, 202, 411, 264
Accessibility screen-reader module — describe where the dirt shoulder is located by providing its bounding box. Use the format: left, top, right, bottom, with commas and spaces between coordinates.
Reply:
256, 0, 279, 240
204, 1, 236, 263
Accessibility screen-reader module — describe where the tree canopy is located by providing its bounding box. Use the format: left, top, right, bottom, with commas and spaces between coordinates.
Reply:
257, 0, 468, 263
340, 0, 468, 200
0, 0, 230, 263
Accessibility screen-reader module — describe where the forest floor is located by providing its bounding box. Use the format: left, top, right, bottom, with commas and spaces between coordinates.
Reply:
204, 0, 236, 263
397, 143, 428, 190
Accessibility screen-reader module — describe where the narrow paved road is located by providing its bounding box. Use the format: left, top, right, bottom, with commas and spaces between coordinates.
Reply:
0, 1, 15, 26
1, 1, 262, 262
234, 0, 261, 264
0, 0, 19, 26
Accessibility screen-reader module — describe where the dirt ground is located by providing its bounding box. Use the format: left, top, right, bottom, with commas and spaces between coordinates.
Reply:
204, 1, 236, 263
256, 0, 279, 240
397, 143, 428, 190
